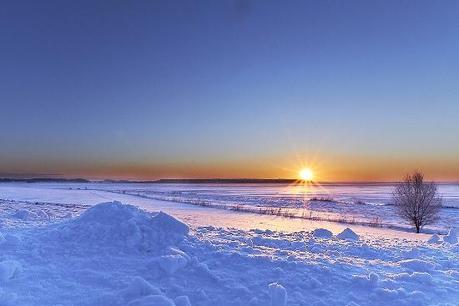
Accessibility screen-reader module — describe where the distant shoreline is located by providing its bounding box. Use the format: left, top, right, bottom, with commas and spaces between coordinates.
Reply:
0, 178, 458, 185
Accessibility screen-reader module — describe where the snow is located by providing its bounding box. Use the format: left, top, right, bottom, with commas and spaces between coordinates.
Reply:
0, 260, 22, 282
312, 228, 333, 239
0, 184, 432, 239
398, 259, 435, 272
156, 253, 189, 275
49, 201, 189, 252
59, 181, 459, 233
337, 227, 359, 241
268, 283, 287, 306
428, 234, 441, 244
0, 183, 458, 305
1, 182, 458, 234
122, 276, 162, 299
443, 228, 458, 244
175, 295, 192, 306
128, 294, 176, 306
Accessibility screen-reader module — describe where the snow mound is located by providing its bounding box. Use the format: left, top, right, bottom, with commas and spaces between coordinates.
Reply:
312, 228, 333, 239
337, 228, 359, 241
443, 228, 458, 244
427, 234, 440, 244
54, 202, 189, 252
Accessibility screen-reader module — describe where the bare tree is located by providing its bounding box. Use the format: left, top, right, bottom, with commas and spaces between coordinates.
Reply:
393, 171, 441, 233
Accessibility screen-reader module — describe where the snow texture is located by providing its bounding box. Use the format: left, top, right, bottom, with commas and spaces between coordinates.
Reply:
0, 187, 457, 306
268, 282, 287, 306
0, 260, 22, 282
428, 234, 441, 244
443, 228, 458, 244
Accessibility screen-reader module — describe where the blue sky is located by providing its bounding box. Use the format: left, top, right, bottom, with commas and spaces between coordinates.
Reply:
1, 0, 458, 180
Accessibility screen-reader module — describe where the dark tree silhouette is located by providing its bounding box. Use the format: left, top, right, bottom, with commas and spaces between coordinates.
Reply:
393, 171, 441, 233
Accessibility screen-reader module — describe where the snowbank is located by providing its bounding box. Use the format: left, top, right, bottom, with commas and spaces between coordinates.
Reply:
49, 201, 189, 252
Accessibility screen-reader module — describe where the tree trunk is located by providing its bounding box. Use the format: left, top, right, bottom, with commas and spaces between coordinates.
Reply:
415, 225, 420, 233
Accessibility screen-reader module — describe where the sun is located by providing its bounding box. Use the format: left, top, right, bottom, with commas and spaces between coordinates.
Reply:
299, 168, 314, 181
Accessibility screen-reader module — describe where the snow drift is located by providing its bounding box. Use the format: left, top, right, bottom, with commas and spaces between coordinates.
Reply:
48, 201, 189, 252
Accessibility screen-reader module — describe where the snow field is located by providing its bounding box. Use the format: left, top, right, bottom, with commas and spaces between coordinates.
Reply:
0, 200, 457, 305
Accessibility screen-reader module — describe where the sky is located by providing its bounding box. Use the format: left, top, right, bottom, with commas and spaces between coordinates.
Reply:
0, 0, 458, 181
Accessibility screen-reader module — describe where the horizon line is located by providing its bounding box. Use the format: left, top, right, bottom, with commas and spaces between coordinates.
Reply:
1, 177, 458, 184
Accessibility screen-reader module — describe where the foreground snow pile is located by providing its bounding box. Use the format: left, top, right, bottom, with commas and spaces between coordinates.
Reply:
0, 200, 458, 305
0, 202, 194, 305
49, 201, 189, 252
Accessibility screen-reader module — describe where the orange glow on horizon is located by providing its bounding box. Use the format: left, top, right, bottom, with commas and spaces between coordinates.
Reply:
2, 153, 459, 182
